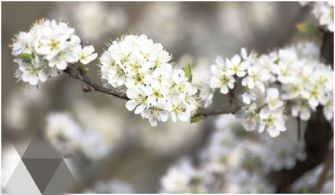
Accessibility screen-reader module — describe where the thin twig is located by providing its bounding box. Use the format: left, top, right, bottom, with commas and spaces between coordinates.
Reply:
63, 66, 129, 100
313, 148, 333, 193
297, 117, 301, 141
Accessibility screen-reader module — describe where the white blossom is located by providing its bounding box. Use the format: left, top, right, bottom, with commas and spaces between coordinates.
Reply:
291, 99, 313, 121
311, 1, 334, 32
11, 19, 97, 86
210, 73, 235, 94
160, 158, 196, 193
79, 131, 111, 160
323, 96, 333, 121
259, 108, 286, 137
266, 88, 284, 110
210, 42, 333, 138
45, 112, 113, 160
160, 158, 211, 193
100, 34, 199, 126
242, 65, 270, 92
79, 45, 98, 64
45, 112, 82, 153
226, 54, 247, 77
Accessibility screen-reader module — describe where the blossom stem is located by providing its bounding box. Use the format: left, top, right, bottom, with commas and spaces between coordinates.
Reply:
63, 65, 130, 100
313, 148, 333, 193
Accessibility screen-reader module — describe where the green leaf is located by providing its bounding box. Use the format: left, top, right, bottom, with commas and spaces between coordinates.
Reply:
20, 53, 33, 64
296, 22, 318, 35
190, 114, 201, 123
183, 63, 192, 82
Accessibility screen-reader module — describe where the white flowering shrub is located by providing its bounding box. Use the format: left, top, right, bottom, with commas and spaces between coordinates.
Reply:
100, 35, 199, 126
210, 42, 333, 137
11, 19, 97, 85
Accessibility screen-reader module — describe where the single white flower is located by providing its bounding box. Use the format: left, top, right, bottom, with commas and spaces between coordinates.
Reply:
241, 104, 259, 131
15, 59, 48, 86
168, 97, 191, 122
11, 32, 34, 56
323, 98, 333, 121
141, 105, 169, 126
291, 99, 312, 121
210, 73, 235, 94
259, 108, 286, 137
45, 112, 82, 153
266, 88, 284, 110
242, 66, 270, 92
226, 54, 247, 77
282, 83, 302, 100
79, 45, 98, 64
210, 56, 229, 76
301, 85, 328, 109
125, 88, 147, 115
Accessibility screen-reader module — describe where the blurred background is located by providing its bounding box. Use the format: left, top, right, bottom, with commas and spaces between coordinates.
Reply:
1, 2, 332, 194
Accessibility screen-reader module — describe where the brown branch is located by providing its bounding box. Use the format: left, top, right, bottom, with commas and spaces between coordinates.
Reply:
314, 148, 333, 193
63, 65, 129, 100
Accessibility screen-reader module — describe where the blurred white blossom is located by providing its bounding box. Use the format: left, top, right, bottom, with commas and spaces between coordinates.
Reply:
45, 111, 115, 160
312, 1, 334, 32
160, 158, 213, 193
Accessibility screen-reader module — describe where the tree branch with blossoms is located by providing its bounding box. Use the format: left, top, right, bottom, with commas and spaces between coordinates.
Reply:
11, 17, 333, 138
9, 1, 334, 193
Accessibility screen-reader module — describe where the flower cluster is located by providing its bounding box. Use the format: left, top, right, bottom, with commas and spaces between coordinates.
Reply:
311, 1, 334, 32
160, 115, 311, 193
160, 158, 214, 193
46, 112, 112, 160
11, 19, 97, 86
100, 35, 199, 126
210, 42, 333, 137
160, 115, 284, 193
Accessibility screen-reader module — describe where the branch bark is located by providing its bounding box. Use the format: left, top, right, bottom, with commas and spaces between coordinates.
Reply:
313, 148, 333, 193
64, 65, 129, 100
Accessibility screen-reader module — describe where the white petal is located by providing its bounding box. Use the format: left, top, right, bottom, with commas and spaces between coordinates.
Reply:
125, 100, 137, 111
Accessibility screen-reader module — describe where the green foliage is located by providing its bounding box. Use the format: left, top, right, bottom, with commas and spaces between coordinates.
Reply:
20, 53, 33, 64
184, 63, 192, 82
296, 22, 318, 35
190, 114, 201, 123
